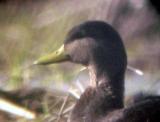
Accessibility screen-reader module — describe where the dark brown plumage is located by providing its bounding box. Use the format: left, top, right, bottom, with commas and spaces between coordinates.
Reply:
35, 21, 160, 122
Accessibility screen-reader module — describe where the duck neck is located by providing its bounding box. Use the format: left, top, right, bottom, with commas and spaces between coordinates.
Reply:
69, 64, 125, 122
88, 64, 125, 110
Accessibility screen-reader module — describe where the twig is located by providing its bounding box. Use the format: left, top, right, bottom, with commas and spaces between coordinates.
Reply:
56, 93, 69, 122
0, 98, 36, 119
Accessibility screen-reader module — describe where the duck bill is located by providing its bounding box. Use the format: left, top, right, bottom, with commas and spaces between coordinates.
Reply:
33, 45, 69, 65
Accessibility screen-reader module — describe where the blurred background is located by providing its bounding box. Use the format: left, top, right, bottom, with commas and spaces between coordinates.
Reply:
0, 0, 160, 121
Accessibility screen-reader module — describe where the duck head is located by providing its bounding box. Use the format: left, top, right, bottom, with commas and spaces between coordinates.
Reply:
34, 21, 127, 86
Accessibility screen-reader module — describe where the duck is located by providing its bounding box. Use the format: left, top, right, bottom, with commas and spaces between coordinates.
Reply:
34, 21, 160, 122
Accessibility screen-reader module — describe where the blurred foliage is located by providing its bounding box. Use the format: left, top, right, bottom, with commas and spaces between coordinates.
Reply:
0, 0, 91, 90
0, 0, 160, 94
0, 0, 160, 121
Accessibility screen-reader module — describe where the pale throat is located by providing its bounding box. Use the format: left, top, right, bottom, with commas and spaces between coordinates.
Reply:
88, 66, 97, 87
87, 65, 109, 88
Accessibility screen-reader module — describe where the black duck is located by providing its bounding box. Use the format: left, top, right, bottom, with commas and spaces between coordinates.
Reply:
34, 21, 160, 122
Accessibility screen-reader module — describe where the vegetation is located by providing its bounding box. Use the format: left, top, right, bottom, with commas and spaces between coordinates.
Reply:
0, 0, 160, 121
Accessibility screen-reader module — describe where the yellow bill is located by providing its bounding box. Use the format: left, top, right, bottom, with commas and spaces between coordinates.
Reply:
33, 45, 70, 65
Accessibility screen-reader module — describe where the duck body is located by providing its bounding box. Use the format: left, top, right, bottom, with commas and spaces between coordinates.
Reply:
69, 82, 160, 122
110, 97, 160, 122
35, 21, 160, 122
